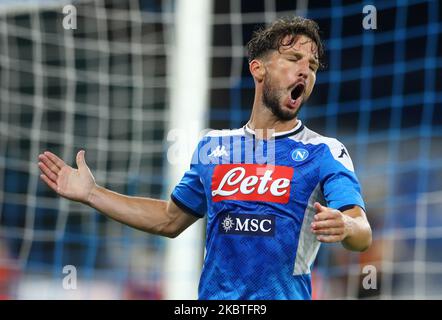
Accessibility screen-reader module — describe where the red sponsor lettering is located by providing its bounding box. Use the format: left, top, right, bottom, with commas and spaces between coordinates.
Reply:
211, 164, 293, 203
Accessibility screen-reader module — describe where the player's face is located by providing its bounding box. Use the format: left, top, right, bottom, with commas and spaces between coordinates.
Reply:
262, 35, 319, 121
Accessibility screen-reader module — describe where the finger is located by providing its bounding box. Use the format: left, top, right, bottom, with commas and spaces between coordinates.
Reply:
76, 150, 87, 170
316, 235, 344, 243
314, 210, 337, 221
40, 174, 58, 193
312, 227, 344, 236
311, 219, 343, 230
43, 151, 65, 169
38, 154, 61, 174
38, 161, 58, 182
313, 202, 326, 212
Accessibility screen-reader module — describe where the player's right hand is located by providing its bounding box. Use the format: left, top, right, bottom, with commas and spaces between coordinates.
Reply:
38, 150, 96, 204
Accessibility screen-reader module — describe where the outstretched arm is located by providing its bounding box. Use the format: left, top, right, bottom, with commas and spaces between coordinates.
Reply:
38, 150, 198, 238
310, 202, 372, 252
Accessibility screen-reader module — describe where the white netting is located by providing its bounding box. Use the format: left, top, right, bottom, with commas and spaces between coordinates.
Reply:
0, 0, 175, 299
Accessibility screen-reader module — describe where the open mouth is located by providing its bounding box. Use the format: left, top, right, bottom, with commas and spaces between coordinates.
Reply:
291, 83, 305, 101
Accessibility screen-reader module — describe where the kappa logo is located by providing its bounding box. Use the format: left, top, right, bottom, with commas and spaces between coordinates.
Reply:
209, 145, 229, 158
291, 148, 309, 162
219, 213, 275, 236
338, 145, 348, 158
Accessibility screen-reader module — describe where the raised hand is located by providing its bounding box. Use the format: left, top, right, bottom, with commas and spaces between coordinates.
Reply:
38, 150, 96, 204
310, 202, 352, 243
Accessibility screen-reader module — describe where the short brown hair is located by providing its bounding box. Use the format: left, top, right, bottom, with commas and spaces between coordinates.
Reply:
247, 16, 324, 68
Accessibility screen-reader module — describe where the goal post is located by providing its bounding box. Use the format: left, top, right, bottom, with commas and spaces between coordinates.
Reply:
163, 0, 213, 299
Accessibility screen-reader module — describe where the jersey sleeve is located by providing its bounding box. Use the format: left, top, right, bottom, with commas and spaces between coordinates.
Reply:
319, 139, 366, 212
170, 140, 207, 218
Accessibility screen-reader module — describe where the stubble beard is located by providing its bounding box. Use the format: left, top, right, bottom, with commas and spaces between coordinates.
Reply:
262, 74, 303, 121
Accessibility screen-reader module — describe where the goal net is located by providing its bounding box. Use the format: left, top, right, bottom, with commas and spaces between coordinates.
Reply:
1, 0, 441, 300
0, 0, 176, 299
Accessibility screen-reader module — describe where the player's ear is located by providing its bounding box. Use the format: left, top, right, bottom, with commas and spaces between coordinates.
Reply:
249, 59, 266, 82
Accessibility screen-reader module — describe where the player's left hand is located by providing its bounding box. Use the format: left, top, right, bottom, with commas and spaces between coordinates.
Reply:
310, 202, 352, 243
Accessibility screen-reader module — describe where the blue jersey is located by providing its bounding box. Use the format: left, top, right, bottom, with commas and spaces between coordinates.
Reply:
171, 121, 365, 300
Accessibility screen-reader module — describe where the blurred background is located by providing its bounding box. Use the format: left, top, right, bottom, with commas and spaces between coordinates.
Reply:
0, 0, 441, 299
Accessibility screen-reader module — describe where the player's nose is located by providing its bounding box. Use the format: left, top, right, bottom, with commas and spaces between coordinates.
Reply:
297, 59, 309, 80
297, 70, 308, 80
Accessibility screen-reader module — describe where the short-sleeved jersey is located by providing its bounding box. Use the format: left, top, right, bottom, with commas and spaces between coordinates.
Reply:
171, 121, 365, 300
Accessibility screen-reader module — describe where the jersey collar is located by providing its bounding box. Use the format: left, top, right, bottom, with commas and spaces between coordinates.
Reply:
244, 120, 305, 140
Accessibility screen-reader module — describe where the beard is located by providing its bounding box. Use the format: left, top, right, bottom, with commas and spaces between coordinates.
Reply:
262, 74, 303, 121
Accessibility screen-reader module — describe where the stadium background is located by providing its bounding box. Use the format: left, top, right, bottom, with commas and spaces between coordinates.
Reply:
0, 0, 441, 299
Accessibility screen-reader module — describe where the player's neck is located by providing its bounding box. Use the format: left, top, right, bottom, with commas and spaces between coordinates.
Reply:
248, 104, 299, 140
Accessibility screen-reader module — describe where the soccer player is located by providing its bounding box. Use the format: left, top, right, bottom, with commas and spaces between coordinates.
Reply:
38, 16, 372, 299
